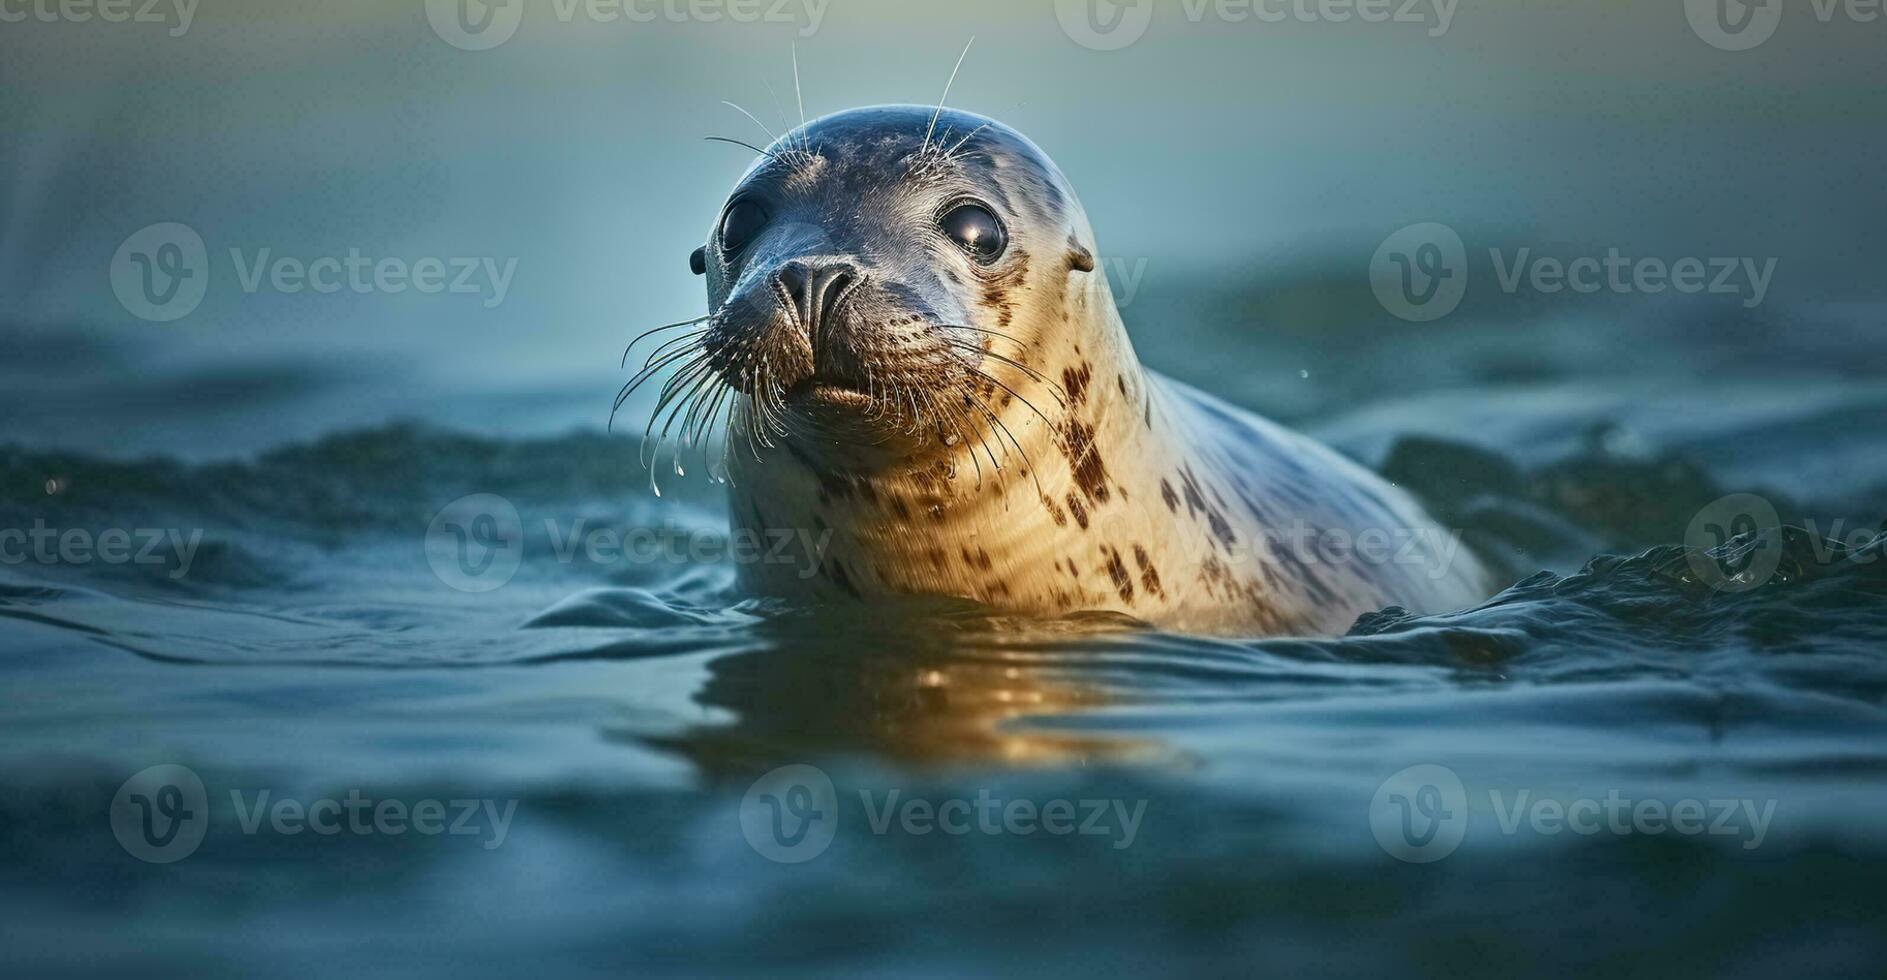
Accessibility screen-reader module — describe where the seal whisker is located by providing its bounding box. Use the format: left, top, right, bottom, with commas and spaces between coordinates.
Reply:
720, 100, 783, 148
640, 356, 713, 465
923, 386, 986, 490
704, 136, 779, 161
655, 368, 722, 473
637, 329, 709, 372
961, 394, 1007, 483
922, 38, 976, 156
941, 338, 1069, 409
611, 348, 701, 431
620, 314, 709, 369
941, 123, 991, 163
963, 364, 1061, 442
614, 341, 708, 416
790, 43, 812, 163
678, 370, 726, 448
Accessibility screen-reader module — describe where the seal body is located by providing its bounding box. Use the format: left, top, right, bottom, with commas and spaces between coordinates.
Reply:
674, 105, 1490, 636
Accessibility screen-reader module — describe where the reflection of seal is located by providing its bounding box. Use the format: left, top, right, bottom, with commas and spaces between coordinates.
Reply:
626, 105, 1491, 635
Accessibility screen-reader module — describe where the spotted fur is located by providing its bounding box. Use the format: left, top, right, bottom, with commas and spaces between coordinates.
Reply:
678, 106, 1491, 636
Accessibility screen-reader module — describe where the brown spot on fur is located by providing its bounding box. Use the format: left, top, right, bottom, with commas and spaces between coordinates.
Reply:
1043, 495, 1068, 527
1178, 465, 1236, 549
982, 285, 1013, 329
1066, 493, 1089, 530
1062, 362, 1093, 407
1160, 479, 1180, 512
1132, 544, 1165, 599
1101, 546, 1135, 605
1063, 421, 1111, 504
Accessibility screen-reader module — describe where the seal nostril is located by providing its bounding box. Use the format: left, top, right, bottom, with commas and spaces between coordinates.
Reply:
819, 270, 855, 320
777, 263, 809, 309
776, 260, 860, 339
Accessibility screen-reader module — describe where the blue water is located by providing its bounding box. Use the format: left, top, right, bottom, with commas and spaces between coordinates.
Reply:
4, 278, 1886, 975
7, 2, 1887, 973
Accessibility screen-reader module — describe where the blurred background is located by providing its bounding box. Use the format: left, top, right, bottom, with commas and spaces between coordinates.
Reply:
4, 0, 1883, 459
5, 2, 1887, 976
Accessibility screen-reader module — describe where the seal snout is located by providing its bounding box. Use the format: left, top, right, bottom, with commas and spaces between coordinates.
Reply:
777, 257, 860, 345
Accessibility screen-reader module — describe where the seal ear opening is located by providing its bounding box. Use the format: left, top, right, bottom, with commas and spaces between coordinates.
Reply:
690, 246, 707, 276
1067, 241, 1096, 273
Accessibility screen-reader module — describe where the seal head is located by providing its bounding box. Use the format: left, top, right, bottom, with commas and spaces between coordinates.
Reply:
694, 105, 1093, 472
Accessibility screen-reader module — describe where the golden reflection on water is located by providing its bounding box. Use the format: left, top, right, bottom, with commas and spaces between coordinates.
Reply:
643, 608, 1170, 774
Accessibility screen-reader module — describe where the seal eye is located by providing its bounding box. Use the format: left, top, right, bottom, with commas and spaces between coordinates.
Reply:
719, 199, 769, 255
940, 202, 1007, 264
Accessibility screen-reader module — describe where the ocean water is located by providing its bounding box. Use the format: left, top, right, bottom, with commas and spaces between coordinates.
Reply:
3, 277, 1885, 976
7, 2, 1887, 974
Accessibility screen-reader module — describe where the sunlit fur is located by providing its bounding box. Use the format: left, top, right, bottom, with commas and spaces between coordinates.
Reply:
622, 106, 1492, 636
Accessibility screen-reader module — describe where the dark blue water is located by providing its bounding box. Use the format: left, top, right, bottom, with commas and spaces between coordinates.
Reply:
4, 279, 1885, 976
7, 2, 1887, 971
